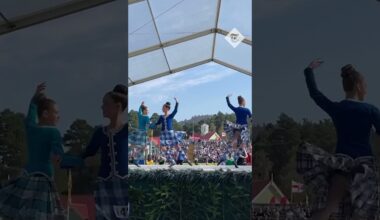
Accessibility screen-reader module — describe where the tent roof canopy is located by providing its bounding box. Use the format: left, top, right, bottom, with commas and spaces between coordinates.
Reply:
0, 0, 251, 87
128, 0, 252, 87
0, 0, 114, 35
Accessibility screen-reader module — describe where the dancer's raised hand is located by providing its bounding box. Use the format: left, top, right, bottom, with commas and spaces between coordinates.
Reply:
35, 82, 46, 95
174, 97, 178, 103
227, 94, 232, 98
141, 101, 145, 106
308, 59, 324, 70
33, 82, 47, 100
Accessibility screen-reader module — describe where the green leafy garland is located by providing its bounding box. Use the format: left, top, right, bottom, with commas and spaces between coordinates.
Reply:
128, 169, 252, 220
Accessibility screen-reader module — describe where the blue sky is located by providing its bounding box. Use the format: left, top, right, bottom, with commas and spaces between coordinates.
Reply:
128, 0, 252, 121
0, 0, 252, 133
129, 0, 252, 85
129, 62, 252, 121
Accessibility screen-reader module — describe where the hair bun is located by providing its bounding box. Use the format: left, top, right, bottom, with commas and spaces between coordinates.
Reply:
341, 64, 356, 78
166, 102, 171, 106
113, 84, 127, 95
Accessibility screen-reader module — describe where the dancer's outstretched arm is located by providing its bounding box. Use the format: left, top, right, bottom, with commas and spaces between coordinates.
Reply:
226, 94, 237, 112
51, 129, 83, 168
51, 129, 65, 159
150, 116, 162, 129
304, 59, 334, 115
81, 128, 102, 159
138, 102, 144, 118
26, 83, 46, 128
170, 98, 179, 118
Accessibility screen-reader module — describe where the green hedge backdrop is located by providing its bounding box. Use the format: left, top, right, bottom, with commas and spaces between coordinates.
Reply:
128, 169, 252, 220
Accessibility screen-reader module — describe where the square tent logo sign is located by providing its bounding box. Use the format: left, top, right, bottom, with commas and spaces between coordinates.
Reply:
225, 28, 245, 48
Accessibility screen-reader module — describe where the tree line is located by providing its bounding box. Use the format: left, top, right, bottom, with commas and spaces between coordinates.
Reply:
0, 109, 96, 194
6, 107, 370, 201
128, 110, 247, 137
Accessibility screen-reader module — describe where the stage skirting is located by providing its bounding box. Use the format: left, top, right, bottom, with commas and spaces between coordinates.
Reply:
128, 165, 252, 220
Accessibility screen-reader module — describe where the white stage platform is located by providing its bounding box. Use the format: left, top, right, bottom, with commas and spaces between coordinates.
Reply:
128, 165, 252, 173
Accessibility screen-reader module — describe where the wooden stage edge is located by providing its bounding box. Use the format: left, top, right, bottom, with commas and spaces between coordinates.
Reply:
128, 165, 252, 172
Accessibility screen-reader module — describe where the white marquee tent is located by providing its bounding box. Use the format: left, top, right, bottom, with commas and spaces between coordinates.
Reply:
0, 0, 251, 87
0, 0, 115, 35
128, 0, 252, 86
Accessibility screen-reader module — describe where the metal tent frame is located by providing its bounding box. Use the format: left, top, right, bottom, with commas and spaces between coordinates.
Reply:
128, 0, 252, 87
0, 0, 251, 87
0, 0, 116, 36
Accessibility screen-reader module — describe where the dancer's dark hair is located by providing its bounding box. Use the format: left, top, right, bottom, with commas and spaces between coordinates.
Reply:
106, 84, 128, 111
341, 64, 363, 92
238, 96, 245, 105
164, 102, 171, 110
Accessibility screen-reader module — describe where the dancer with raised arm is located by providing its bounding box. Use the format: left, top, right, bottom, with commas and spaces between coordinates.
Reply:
0, 83, 83, 220
297, 59, 380, 220
82, 85, 129, 220
129, 101, 150, 167
150, 98, 181, 168
220, 94, 252, 168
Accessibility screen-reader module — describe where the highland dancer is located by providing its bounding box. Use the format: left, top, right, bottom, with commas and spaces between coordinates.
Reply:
0, 83, 83, 220
82, 85, 129, 220
129, 101, 151, 167
297, 59, 380, 220
150, 98, 181, 168
220, 94, 252, 168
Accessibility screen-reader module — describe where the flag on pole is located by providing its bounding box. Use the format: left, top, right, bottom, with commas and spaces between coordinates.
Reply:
291, 180, 304, 193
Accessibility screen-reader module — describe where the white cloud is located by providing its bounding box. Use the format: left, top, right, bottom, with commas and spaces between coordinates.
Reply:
129, 63, 236, 102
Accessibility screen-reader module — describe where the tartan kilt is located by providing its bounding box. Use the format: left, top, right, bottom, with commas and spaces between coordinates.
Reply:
224, 120, 250, 144
297, 142, 379, 219
160, 130, 179, 147
128, 129, 148, 148
95, 177, 129, 220
0, 171, 66, 220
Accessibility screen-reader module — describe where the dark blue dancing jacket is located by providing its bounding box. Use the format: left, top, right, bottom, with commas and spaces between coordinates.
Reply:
304, 67, 380, 158
226, 97, 252, 125
82, 124, 128, 179
151, 102, 178, 131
